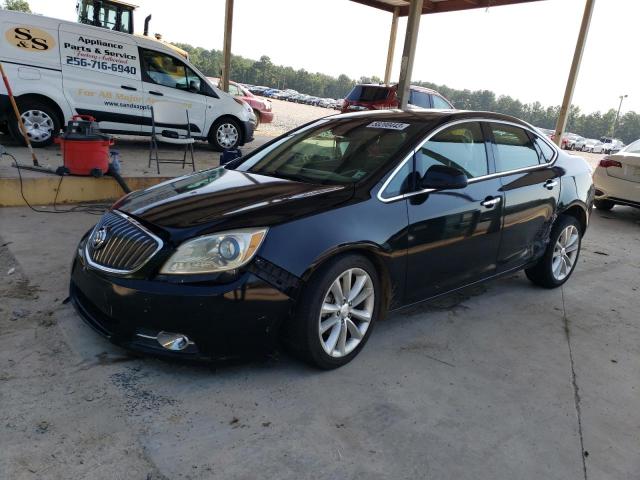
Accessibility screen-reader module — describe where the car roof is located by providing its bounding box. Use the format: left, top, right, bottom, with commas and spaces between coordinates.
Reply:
354, 83, 440, 95
332, 109, 534, 129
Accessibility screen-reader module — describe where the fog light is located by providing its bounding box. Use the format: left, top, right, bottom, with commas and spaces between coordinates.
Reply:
157, 331, 190, 351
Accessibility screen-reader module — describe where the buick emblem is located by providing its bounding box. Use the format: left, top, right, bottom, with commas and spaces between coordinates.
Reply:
92, 227, 109, 249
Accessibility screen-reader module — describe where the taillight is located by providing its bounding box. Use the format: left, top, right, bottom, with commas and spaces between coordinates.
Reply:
599, 158, 623, 168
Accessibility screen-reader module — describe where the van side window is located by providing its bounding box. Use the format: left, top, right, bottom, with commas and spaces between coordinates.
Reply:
141, 49, 201, 92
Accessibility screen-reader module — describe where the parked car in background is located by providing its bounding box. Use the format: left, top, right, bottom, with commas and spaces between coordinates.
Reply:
596, 138, 624, 154
209, 78, 273, 128
71, 110, 593, 369
535, 127, 557, 143
592, 139, 640, 210
248, 85, 269, 95
582, 139, 601, 153
567, 135, 585, 150
562, 133, 579, 149
341, 84, 453, 113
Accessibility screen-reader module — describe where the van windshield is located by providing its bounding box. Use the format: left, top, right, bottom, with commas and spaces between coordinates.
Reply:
237, 118, 424, 185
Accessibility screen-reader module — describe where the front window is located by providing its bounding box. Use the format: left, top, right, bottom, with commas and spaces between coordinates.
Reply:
409, 90, 430, 108
432, 95, 452, 109
237, 118, 425, 185
141, 49, 201, 92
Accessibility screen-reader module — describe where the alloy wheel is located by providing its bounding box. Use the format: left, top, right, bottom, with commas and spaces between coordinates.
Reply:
551, 225, 580, 281
216, 123, 239, 149
318, 268, 374, 358
21, 109, 54, 142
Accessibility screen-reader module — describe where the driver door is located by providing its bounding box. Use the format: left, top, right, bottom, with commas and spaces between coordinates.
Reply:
138, 48, 207, 137
405, 122, 503, 303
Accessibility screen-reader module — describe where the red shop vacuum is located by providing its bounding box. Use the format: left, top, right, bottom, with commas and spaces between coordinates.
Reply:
55, 115, 113, 177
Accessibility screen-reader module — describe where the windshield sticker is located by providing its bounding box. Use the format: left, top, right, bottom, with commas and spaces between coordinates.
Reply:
366, 121, 410, 131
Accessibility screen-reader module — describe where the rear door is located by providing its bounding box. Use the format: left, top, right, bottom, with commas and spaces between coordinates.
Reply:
487, 122, 560, 273
59, 26, 142, 132
404, 121, 503, 303
138, 48, 208, 136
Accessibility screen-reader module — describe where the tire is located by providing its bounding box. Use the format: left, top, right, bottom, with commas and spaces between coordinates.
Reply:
525, 215, 582, 289
252, 109, 261, 130
594, 199, 615, 211
8, 99, 61, 148
284, 254, 383, 369
208, 117, 242, 151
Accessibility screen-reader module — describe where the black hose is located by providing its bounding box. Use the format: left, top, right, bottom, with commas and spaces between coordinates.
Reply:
107, 166, 131, 194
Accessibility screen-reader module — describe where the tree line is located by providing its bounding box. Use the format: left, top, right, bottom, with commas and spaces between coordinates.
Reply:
177, 42, 639, 144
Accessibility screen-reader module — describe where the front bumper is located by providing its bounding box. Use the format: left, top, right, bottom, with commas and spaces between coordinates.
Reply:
69, 255, 292, 360
241, 119, 255, 145
257, 109, 274, 124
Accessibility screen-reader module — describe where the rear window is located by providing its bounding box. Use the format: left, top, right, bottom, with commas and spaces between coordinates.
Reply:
346, 86, 391, 102
623, 140, 640, 154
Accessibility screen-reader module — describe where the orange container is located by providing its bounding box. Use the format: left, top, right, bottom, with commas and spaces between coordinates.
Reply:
55, 114, 113, 176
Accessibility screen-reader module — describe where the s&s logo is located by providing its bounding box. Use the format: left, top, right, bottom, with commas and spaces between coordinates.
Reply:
5, 26, 56, 52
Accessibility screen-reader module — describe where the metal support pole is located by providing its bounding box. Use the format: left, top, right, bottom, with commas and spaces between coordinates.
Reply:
221, 0, 234, 93
384, 7, 399, 84
553, 0, 596, 146
611, 94, 627, 138
398, 0, 423, 109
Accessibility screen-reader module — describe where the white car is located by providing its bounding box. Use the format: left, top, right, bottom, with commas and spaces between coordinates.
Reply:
592, 139, 640, 210
0, 10, 254, 150
582, 139, 601, 153
594, 139, 624, 154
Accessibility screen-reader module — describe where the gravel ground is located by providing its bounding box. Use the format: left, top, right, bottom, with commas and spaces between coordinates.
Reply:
257, 98, 340, 137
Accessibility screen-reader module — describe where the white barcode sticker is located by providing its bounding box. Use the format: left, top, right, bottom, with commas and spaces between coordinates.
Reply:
366, 121, 410, 131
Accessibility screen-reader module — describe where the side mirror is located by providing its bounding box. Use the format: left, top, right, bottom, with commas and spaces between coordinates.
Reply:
420, 164, 468, 190
189, 80, 200, 92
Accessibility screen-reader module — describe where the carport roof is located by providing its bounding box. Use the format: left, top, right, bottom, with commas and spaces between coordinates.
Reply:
350, 0, 542, 16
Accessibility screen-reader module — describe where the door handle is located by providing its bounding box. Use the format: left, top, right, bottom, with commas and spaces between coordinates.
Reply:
121, 85, 137, 91
480, 196, 501, 208
544, 179, 558, 189
149, 91, 164, 96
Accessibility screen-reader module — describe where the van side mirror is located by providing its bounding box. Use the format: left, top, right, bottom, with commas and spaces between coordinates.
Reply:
420, 164, 468, 190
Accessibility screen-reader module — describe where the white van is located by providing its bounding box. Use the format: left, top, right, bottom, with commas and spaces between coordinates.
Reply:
0, 10, 254, 150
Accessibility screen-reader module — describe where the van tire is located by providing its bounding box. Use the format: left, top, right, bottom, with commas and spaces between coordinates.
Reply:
208, 117, 242, 152
8, 99, 61, 148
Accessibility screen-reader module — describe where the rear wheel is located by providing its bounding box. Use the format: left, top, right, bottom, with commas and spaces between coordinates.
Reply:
8, 99, 61, 147
525, 215, 582, 288
594, 199, 615, 211
284, 254, 382, 369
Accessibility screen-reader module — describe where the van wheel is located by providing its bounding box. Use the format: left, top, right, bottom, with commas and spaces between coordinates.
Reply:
208, 118, 241, 151
9, 99, 61, 148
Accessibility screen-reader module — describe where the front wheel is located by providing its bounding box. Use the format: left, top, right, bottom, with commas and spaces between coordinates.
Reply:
208, 118, 241, 151
8, 99, 61, 147
525, 215, 582, 288
284, 254, 382, 369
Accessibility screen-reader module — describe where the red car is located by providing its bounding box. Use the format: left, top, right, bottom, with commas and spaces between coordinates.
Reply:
341, 83, 453, 113
209, 77, 274, 128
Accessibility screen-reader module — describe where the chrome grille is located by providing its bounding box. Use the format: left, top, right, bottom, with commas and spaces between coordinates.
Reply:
86, 211, 162, 274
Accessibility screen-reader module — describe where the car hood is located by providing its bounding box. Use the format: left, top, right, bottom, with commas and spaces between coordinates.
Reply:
115, 167, 354, 235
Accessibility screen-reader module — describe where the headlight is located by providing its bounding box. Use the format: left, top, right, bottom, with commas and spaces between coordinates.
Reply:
160, 228, 268, 274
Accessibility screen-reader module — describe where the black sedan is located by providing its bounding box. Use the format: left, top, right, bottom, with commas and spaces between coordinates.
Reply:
70, 110, 594, 369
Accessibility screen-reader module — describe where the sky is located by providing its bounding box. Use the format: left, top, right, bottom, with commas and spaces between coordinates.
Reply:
24, 0, 638, 114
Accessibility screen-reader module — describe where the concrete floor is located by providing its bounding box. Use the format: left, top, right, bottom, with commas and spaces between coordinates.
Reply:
0, 203, 639, 479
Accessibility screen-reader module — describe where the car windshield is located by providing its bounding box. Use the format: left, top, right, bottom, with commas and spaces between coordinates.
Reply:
237, 118, 425, 185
